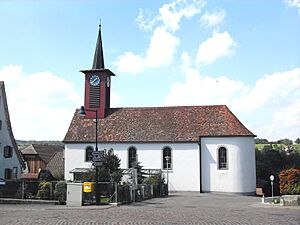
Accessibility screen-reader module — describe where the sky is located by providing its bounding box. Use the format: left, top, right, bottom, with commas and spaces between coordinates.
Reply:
0, 0, 299, 142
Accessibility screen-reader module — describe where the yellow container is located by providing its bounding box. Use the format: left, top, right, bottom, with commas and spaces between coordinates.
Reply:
83, 182, 94, 193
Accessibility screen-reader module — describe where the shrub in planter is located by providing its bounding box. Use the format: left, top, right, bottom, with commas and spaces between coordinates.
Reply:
279, 168, 300, 195
36, 181, 51, 200
54, 181, 67, 204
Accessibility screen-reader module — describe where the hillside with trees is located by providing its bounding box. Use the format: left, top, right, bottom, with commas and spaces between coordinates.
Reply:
255, 137, 300, 196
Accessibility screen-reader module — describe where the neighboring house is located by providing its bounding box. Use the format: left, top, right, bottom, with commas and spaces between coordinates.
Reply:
0, 81, 25, 180
63, 26, 256, 194
21, 144, 64, 179
46, 150, 65, 179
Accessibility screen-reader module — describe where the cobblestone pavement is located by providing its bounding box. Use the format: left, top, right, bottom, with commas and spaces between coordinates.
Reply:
0, 192, 299, 225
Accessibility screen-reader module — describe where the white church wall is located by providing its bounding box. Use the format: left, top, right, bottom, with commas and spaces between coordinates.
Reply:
65, 142, 200, 191
201, 137, 256, 194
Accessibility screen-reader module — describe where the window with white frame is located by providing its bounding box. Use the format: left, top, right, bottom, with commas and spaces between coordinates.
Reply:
85, 146, 94, 162
218, 147, 228, 170
162, 146, 172, 170
128, 147, 137, 168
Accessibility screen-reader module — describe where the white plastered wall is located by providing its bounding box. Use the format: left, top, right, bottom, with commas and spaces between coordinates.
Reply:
0, 94, 22, 179
201, 137, 256, 193
64, 142, 200, 191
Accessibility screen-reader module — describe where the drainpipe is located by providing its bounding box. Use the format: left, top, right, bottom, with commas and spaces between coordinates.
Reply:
198, 137, 203, 193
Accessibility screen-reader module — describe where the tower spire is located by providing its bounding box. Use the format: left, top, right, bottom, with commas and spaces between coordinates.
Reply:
92, 23, 105, 69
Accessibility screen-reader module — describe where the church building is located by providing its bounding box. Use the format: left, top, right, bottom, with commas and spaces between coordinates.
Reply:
63, 26, 256, 194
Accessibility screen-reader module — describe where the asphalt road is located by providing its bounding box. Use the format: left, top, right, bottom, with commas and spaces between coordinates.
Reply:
0, 192, 299, 225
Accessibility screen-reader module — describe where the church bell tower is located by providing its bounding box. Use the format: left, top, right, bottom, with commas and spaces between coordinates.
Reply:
80, 25, 115, 119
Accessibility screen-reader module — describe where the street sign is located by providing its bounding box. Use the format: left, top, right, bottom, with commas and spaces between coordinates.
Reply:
92, 150, 104, 162
270, 175, 274, 181
92, 161, 103, 167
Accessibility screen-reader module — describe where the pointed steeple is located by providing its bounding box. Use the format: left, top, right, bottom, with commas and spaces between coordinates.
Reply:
92, 24, 105, 69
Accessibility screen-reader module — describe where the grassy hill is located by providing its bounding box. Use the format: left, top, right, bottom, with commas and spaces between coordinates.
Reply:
255, 143, 300, 153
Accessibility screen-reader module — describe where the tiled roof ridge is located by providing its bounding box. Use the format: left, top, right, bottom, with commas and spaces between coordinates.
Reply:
102, 105, 227, 111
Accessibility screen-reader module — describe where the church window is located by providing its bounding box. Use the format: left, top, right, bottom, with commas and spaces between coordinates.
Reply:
218, 147, 228, 170
85, 146, 94, 162
162, 146, 172, 170
128, 147, 137, 168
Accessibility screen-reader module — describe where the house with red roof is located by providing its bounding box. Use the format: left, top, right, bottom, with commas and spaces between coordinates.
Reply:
63, 26, 256, 194
0, 82, 25, 180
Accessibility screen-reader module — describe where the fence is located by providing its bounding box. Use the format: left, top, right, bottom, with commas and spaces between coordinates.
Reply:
82, 182, 168, 205
0, 180, 168, 204
0, 180, 60, 200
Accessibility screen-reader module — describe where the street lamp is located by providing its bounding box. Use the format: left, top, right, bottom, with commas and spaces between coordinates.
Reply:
79, 106, 100, 205
165, 155, 170, 193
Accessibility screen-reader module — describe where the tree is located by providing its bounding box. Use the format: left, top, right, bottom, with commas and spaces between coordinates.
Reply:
295, 138, 300, 144
98, 148, 122, 183
278, 138, 293, 146
255, 138, 269, 144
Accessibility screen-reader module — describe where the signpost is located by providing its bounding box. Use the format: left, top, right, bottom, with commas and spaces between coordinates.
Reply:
270, 175, 274, 199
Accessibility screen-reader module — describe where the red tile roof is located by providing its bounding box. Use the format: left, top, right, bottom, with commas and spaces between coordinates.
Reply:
63, 105, 255, 143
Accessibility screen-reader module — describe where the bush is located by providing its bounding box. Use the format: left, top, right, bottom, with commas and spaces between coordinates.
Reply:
279, 168, 300, 194
36, 181, 51, 200
54, 181, 67, 204
281, 183, 300, 195
143, 175, 163, 185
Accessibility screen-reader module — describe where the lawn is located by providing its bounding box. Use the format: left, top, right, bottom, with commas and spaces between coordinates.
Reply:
255, 144, 300, 153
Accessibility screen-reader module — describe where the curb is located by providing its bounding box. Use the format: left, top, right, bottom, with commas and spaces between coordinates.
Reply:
0, 198, 58, 205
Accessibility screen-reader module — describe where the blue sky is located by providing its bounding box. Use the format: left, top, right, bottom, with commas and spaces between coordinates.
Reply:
0, 0, 299, 141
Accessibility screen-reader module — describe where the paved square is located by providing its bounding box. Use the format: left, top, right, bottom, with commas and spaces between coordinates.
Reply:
0, 192, 299, 224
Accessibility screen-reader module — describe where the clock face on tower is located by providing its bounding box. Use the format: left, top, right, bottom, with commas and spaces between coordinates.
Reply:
90, 75, 100, 86
106, 76, 110, 87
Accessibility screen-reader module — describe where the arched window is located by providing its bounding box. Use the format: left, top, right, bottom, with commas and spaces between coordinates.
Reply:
128, 147, 137, 168
85, 146, 94, 162
218, 147, 228, 170
162, 147, 172, 170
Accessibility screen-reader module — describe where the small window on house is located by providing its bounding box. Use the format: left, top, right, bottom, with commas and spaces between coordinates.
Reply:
0, 120, 2, 130
162, 147, 172, 170
4, 168, 12, 179
3, 145, 13, 158
85, 146, 94, 162
128, 147, 137, 168
218, 147, 228, 170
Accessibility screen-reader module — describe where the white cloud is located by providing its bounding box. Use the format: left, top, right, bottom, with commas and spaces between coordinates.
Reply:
118, 0, 204, 74
135, 8, 157, 31
0, 65, 81, 140
196, 31, 236, 65
284, 0, 300, 15
200, 9, 226, 28
0, 65, 22, 83
115, 52, 144, 74
115, 27, 179, 74
232, 68, 300, 113
165, 63, 245, 106
165, 63, 300, 141
159, 0, 205, 32
144, 27, 179, 68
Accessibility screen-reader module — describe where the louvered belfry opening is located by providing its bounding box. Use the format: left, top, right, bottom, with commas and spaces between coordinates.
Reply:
89, 84, 100, 108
